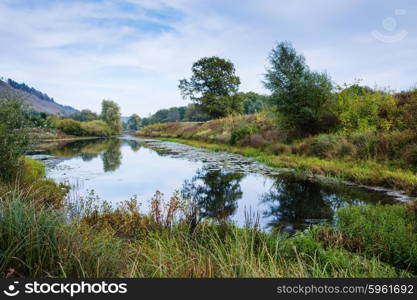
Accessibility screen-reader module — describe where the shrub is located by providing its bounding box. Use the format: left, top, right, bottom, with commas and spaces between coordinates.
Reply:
350, 130, 379, 160
17, 158, 68, 208
57, 119, 83, 135
394, 89, 417, 130
0, 98, 32, 180
19, 157, 45, 183
404, 144, 417, 168
266, 143, 291, 155
307, 134, 340, 158
336, 205, 417, 273
331, 85, 396, 132
230, 124, 257, 145
80, 120, 111, 137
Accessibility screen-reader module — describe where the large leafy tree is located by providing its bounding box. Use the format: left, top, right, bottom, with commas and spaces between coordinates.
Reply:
100, 100, 122, 135
264, 42, 333, 135
0, 98, 32, 179
126, 113, 141, 131
179, 56, 243, 118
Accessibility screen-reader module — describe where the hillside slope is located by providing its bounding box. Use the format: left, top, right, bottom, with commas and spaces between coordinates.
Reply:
0, 79, 78, 116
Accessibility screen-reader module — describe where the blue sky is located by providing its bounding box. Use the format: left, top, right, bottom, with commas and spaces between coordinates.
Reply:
0, 0, 416, 116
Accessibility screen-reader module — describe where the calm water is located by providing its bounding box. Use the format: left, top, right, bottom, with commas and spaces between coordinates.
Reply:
31, 136, 407, 232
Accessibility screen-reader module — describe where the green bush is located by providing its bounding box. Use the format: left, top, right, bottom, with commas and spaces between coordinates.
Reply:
57, 119, 83, 135
58, 119, 112, 137
331, 85, 396, 132
336, 205, 417, 274
19, 157, 45, 183
80, 120, 111, 137
306, 134, 340, 159
0, 98, 32, 180
230, 124, 257, 145
17, 158, 68, 208
404, 144, 417, 168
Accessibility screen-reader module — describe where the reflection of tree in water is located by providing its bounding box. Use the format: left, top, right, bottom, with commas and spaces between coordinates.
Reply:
125, 140, 141, 152
101, 139, 122, 172
181, 167, 244, 224
261, 176, 339, 233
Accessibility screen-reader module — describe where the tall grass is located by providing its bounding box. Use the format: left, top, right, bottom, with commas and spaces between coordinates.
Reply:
0, 182, 414, 278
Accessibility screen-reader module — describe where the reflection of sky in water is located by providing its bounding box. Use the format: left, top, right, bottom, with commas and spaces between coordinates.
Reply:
44, 138, 400, 233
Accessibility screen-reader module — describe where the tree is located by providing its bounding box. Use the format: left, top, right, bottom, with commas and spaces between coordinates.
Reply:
100, 100, 122, 135
70, 109, 98, 122
0, 98, 32, 179
126, 113, 141, 131
179, 56, 243, 118
264, 42, 333, 135
241, 92, 269, 114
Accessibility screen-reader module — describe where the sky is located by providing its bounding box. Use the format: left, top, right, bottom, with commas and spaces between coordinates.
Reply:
0, 0, 416, 116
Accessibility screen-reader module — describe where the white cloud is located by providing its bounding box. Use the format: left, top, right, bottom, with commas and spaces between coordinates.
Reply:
0, 0, 415, 116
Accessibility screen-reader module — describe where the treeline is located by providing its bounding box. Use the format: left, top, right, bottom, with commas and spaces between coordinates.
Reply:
7, 79, 55, 103
141, 41, 417, 140
140, 92, 268, 127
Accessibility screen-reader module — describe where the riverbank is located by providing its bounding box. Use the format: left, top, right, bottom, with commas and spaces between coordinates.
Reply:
145, 137, 417, 197
1, 179, 416, 278
1, 144, 417, 277
136, 115, 417, 196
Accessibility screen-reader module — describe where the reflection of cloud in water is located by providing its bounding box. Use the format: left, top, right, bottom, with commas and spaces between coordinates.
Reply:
41, 137, 406, 233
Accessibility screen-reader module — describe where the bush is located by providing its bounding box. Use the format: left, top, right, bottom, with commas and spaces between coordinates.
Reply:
394, 89, 417, 130
404, 144, 417, 168
58, 119, 112, 137
57, 119, 83, 135
336, 205, 417, 273
16, 158, 69, 208
0, 98, 32, 180
230, 124, 257, 145
80, 120, 111, 137
331, 85, 396, 132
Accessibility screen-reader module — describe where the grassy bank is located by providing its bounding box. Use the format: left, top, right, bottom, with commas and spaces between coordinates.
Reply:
137, 115, 417, 196
0, 183, 415, 278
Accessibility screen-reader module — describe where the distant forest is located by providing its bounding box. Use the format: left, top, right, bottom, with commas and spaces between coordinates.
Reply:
8, 79, 55, 103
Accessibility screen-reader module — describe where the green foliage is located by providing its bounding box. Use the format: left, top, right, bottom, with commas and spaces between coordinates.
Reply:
0, 194, 125, 277
57, 119, 111, 137
101, 100, 122, 135
330, 84, 396, 132
0, 98, 32, 180
179, 56, 243, 118
57, 118, 83, 135
69, 109, 99, 122
20, 157, 45, 183
80, 120, 111, 137
393, 88, 417, 130
230, 124, 257, 145
126, 113, 141, 130
336, 205, 417, 273
264, 42, 333, 135
241, 92, 269, 114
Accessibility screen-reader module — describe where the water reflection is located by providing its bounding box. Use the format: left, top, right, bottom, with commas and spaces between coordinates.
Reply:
261, 176, 336, 232
101, 139, 122, 172
181, 167, 244, 223
47, 138, 141, 173
41, 137, 402, 232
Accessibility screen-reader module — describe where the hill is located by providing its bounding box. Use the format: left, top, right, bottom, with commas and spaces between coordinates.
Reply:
0, 78, 78, 116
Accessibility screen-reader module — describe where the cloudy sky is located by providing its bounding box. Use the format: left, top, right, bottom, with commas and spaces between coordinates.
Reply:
0, 0, 416, 116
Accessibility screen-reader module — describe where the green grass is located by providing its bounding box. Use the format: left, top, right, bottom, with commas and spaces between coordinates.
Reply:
157, 138, 417, 196
0, 183, 414, 278
335, 205, 417, 273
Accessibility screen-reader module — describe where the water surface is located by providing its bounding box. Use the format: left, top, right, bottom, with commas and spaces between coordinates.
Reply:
34, 136, 406, 232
